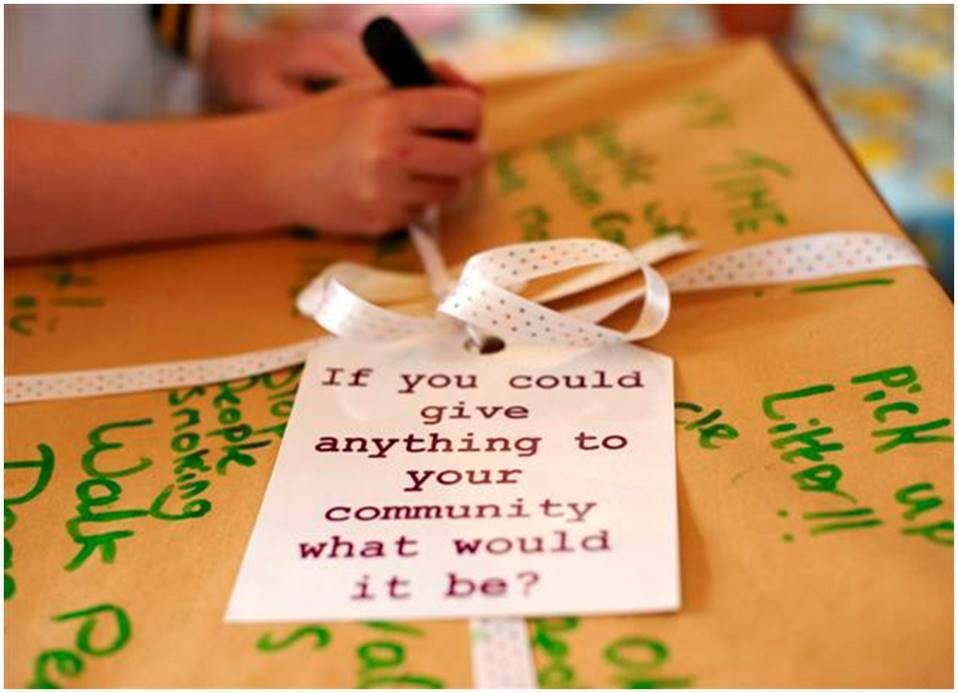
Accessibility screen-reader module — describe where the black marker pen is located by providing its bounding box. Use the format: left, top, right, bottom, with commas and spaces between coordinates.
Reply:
362, 15, 439, 88
362, 15, 471, 142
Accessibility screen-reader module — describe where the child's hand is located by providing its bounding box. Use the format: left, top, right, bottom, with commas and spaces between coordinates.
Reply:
255, 79, 486, 236
5, 59, 484, 257
204, 27, 380, 111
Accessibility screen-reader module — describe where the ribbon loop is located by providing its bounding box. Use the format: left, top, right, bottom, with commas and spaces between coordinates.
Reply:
439, 272, 623, 348
305, 277, 452, 341
439, 238, 672, 347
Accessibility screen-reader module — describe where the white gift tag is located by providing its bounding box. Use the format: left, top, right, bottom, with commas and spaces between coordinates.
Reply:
226, 332, 679, 622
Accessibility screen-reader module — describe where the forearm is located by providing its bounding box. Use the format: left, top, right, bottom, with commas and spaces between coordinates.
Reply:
4, 114, 276, 258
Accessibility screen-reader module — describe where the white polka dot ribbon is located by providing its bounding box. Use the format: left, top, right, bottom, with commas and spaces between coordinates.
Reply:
565, 231, 927, 325
4, 230, 926, 405
297, 230, 926, 349
470, 617, 537, 689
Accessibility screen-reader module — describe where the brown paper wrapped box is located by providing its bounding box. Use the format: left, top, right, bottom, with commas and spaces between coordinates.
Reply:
5, 39, 952, 687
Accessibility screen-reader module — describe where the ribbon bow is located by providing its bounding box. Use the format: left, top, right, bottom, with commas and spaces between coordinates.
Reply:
296, 228, 926, 349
